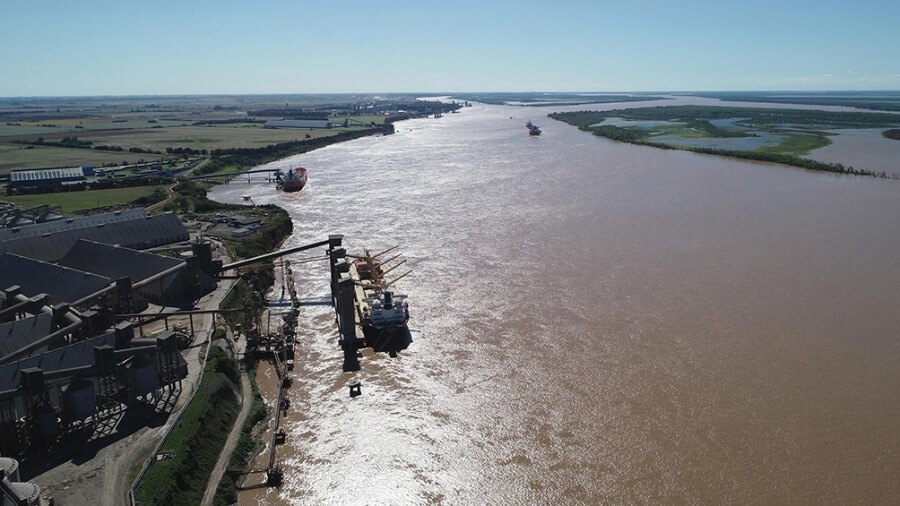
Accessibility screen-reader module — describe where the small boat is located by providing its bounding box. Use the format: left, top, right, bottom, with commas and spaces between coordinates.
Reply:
528, 124, 542, 136
278, 167, 307, 192
242, 195, 252, 201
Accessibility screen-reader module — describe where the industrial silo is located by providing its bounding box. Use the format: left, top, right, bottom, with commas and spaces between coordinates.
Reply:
0, 456, 20, 482
62, 378, 97, 421
127, 356, 158, 397
1, 481, 41, 505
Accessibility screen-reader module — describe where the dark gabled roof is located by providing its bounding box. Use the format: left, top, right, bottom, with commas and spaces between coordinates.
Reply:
58, 239, 183, 285
0, 209, 147, 242
0, 331, 117, 392
0, 212, 189, 262
0, 313, 54, 359
0, 253, 111, 304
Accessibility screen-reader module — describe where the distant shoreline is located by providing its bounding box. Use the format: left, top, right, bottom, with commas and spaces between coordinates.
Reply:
549, 107, 900, 179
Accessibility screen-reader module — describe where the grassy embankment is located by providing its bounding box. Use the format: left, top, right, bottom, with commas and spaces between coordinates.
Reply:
133, 346, 241, 506
212, 373, 267, 505
208, 180, 292, 502
550, 106, 900, 178
152, 176, 290, 503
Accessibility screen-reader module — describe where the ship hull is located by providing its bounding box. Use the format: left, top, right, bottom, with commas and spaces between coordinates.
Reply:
361, 323, 413, 353
281, 181, 306, 192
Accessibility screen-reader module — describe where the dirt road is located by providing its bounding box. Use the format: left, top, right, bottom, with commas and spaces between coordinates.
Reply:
200, 372, 253, 506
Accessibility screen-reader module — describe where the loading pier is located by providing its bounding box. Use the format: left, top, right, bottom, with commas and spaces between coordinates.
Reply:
210, 234, 412, 490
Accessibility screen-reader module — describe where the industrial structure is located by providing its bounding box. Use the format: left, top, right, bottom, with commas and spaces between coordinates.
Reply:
0, 198, 414, 501
1, 453, 41, 505
0, 204, 64, 229
0, 206, 221, 467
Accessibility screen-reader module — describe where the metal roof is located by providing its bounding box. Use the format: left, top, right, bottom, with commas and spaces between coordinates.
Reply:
0, 209, 147, 242
59, 239, 183, 285
264, 119, 333, 129
0, 314, 54, 360
0, 331, 117, 392
9, 167, 85, 182
0, 212, 189, 262
0, 253, 111, 304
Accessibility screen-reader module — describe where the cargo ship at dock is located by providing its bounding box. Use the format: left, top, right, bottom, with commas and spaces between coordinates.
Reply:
277, 166, 307, 192
351, 247, 413, 354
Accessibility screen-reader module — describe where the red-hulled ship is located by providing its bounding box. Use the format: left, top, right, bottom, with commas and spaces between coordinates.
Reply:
278, 167, 307, 192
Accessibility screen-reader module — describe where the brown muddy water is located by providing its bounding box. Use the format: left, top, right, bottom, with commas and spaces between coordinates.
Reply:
804, 128, 900, 174
210, 101, 900, 504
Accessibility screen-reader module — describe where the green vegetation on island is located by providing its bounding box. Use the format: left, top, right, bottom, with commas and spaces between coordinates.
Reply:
883, 129, 900, 141
554, 106, 900, 129
550, 106, 900, 178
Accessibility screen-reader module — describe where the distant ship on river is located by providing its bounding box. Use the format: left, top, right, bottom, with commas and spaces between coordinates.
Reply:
278, 166, 307, 192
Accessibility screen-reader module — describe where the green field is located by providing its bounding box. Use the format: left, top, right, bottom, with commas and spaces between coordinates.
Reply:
1, 185, 161, 213
81, 125, 360, 151
0, 125, 368, 173
0, 144, 161, 172
0, 96, 420, 177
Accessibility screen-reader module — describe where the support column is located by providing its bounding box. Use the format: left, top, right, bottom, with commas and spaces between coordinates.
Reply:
338, 275, 359, 372
329, 247, 346, 307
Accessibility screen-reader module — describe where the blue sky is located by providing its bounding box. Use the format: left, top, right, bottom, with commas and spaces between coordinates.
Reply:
2, 0, 899, 96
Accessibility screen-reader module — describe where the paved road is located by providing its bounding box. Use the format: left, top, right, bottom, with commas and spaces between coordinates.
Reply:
200, 372, 253, 506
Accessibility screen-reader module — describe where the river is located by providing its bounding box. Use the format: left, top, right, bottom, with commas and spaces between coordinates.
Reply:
210, 100, 899, 504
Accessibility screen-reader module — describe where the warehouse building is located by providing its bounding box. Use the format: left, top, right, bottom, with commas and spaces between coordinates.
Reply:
8, 167, 87, 189
0, 314, 54, 360
59, 240, 216, 307
0, 253, 111, 306
263, 119, 333, 129
0, 209, 147, 242
0, 212, 189, 262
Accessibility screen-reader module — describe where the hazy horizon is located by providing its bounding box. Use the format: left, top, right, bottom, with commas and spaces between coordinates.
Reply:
3, 90, 900, 100
3, 0, 899, 96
